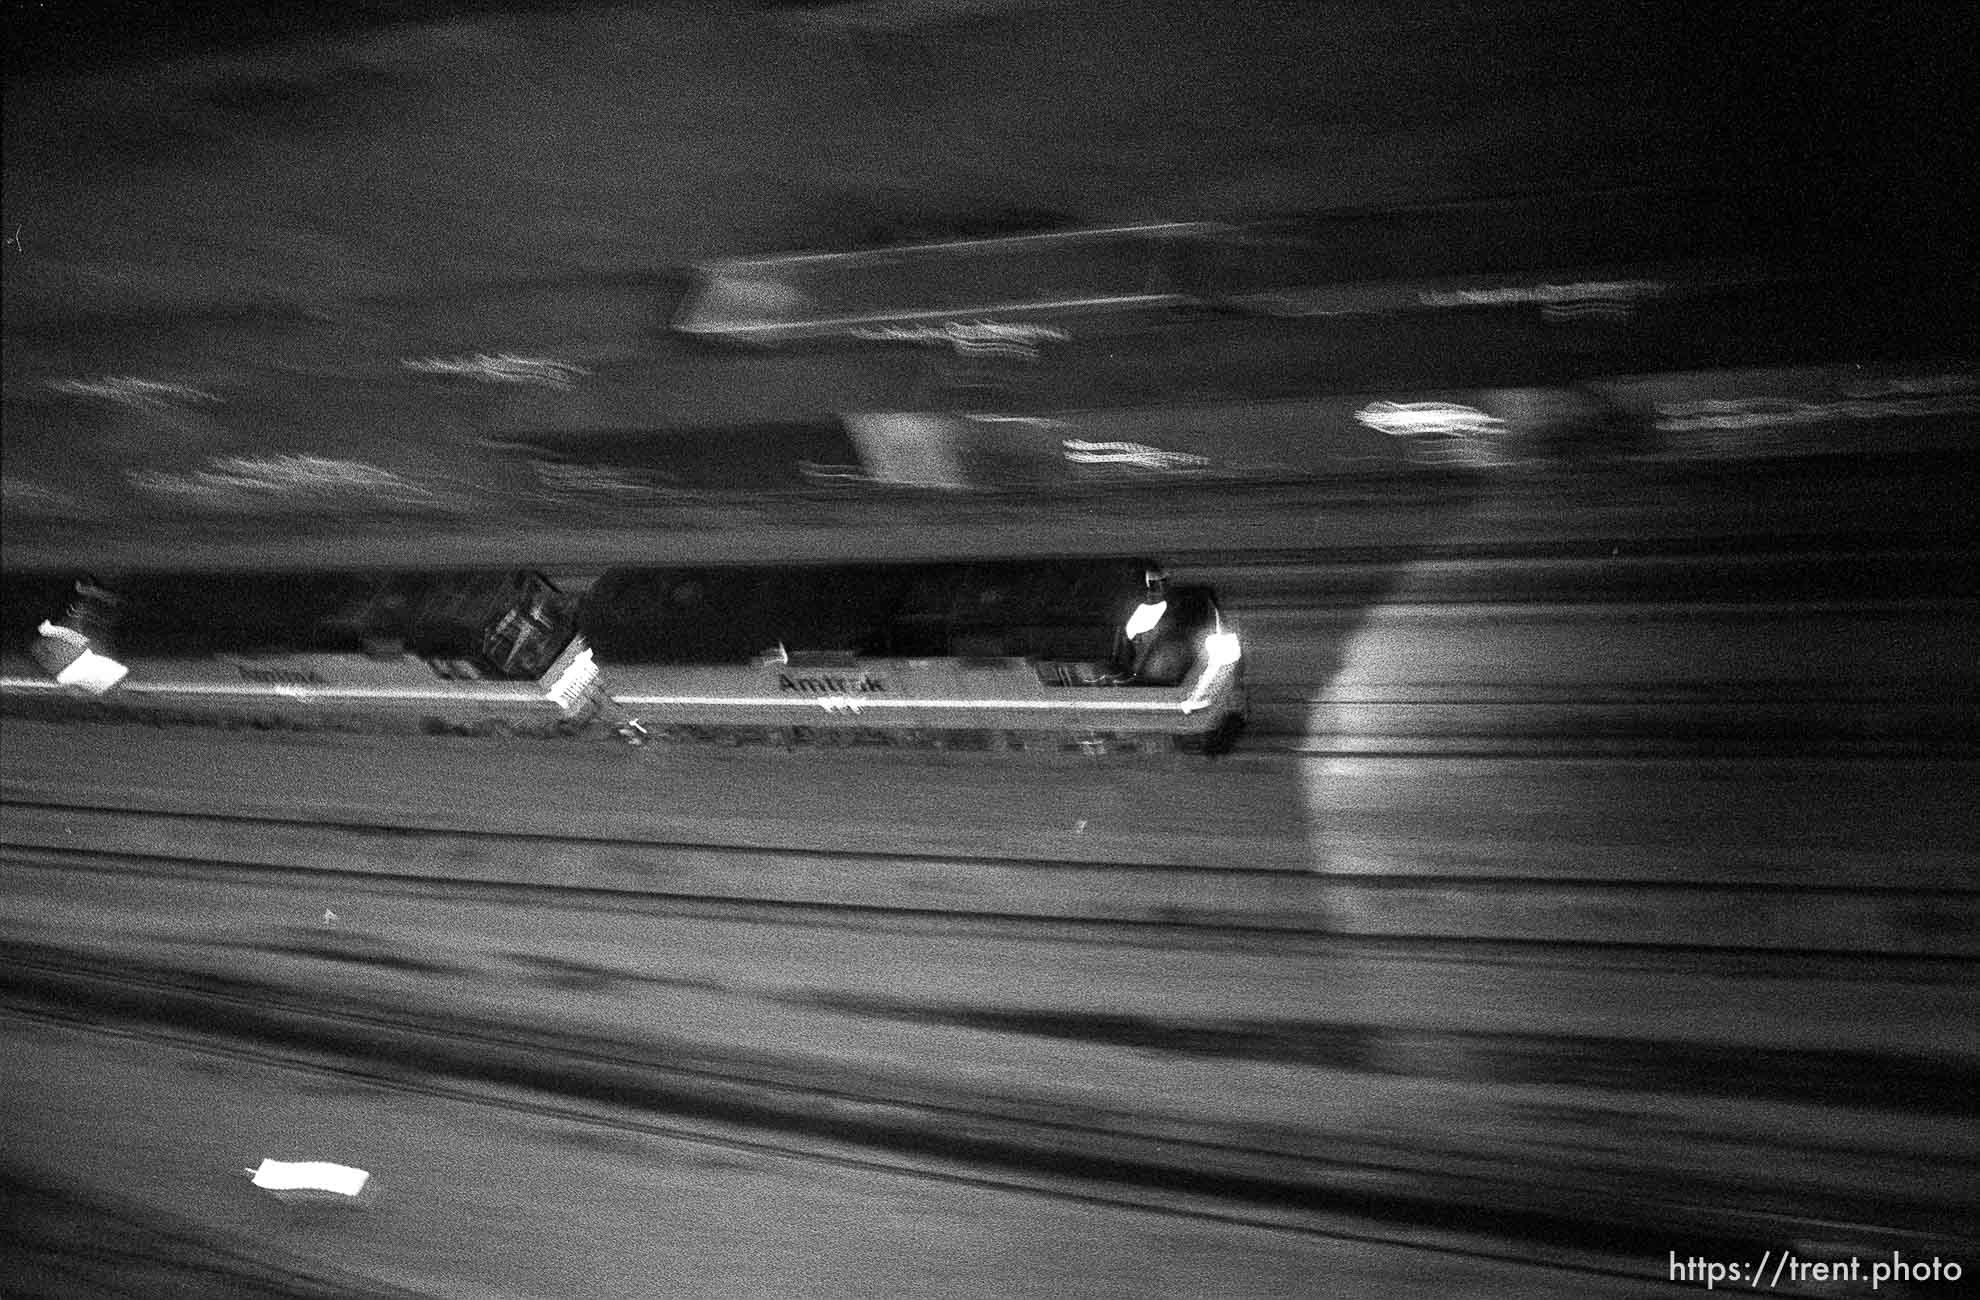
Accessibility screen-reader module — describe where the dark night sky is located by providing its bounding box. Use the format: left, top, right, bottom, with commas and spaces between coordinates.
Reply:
2, 0, 1971, 284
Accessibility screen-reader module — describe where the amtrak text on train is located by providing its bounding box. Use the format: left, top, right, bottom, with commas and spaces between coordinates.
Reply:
778, 673, 887, 694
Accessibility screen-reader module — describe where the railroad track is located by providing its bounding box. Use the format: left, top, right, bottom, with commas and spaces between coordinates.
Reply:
3, 697, 1971, 761
7, 799, 1976, 952
3, 817, 1974, 1239
3, 950, 1963, 1299
4, 685, 1974, 1291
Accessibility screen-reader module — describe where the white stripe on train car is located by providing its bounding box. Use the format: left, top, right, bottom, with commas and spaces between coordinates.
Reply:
111, 683, 555, 704
3, 675, 576, 707
610, 646, 1239, 720
612, 680, 1234, 717
609, 694, 1195, 712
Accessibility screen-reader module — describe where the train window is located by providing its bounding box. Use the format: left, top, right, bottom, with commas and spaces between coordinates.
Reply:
967, 583, 1013, 611
507, 573, 568, 640
948, 569, 1026, 656
939, 561, 1151, 664
878, 573, 951, 657
61, 580, 121, 644
1130, 636, 1194, 686
1035, 659, 1119, 687
787, 650, 860, 669
1123, 586, 1219, 687
406, 579, 486, 663
950, 634, 1013, 658
480, 609, 537, 677
477, 577, 575, 680
581, 563, 1193, 671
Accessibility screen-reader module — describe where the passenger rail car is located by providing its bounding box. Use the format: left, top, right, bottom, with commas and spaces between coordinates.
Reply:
583, 559, 1245, 751
4, 570, 599, 727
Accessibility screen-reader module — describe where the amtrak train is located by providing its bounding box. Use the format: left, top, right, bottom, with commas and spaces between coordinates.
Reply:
2, 570, 600, 727
2, 559, 1244, 751
583, 559, 1245, 751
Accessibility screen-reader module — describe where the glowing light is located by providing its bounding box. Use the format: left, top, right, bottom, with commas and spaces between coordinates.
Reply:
55, 651, 128, 695
1124, 600, 1168, 639
1354, 401, 1504, 438
546, 646, 599, 714
34, 622, 128, 695
1063, 439, 1212, 471
402, 354, 589, 389
1203, 631, 1242, 669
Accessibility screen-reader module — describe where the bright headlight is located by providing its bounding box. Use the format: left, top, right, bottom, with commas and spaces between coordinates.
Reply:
1203, 630, 1242, 668
1124, 600, 1167, 639
35, 622, 128, 695
55, 649, 129, 695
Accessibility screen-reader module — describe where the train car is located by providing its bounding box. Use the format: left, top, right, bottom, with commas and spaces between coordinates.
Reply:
4, 570, 600, 728
582, 559, 1246, 751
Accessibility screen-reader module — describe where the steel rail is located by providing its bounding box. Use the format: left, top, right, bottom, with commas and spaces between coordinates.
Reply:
6, 956, 1962, 1297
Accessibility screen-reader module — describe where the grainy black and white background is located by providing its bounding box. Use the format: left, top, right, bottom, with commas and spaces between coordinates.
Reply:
2, 1, 1975, 1296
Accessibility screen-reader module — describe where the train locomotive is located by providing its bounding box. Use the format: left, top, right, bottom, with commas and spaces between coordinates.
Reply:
3, 558, 1244, 752
582, 558, 1245, 751
3, 569, 600, 728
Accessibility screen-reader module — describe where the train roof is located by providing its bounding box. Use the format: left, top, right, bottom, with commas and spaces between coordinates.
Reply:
583, 558, 1166, 664
55, 570, 543, 658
